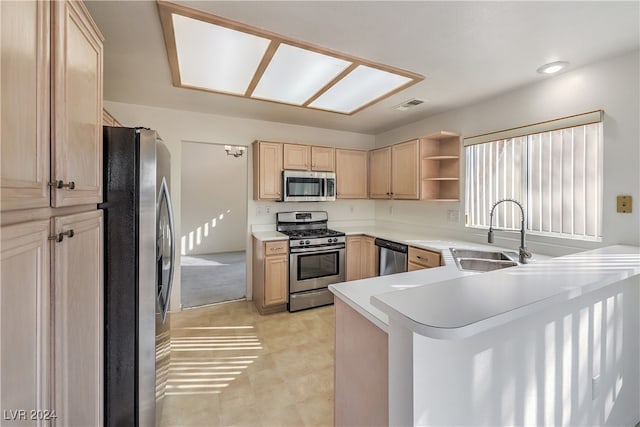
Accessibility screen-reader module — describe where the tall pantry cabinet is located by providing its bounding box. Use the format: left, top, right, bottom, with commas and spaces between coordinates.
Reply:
1, 1, 104, 425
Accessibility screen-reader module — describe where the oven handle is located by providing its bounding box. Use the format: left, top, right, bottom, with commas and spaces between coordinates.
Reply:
289, 244, 345, 254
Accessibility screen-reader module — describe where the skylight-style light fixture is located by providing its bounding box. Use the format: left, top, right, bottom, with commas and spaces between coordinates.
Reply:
157, 1, 424, 115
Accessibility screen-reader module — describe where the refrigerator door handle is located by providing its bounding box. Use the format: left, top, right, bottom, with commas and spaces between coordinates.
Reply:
157, 177, 176, 322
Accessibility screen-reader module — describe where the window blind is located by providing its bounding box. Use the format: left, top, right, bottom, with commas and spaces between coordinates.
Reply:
465, 118, 603, 241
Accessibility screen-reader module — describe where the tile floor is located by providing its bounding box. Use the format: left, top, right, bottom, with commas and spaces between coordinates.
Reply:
160, 300, 335, 426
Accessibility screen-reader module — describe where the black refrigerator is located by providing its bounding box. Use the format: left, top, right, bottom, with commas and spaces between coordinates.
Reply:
99, 127, 175, 427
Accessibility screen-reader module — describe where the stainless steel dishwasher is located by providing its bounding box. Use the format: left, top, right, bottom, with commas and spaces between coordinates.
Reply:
375, 238, 408, 275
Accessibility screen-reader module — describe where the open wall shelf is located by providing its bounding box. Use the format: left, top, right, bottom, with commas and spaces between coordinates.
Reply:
420, 131, 461, 201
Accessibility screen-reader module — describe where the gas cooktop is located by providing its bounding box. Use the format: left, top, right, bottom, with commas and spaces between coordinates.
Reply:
280, 228, 344, 239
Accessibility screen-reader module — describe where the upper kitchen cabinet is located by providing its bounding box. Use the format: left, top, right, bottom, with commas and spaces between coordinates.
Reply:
52, 0, 104, 207
0, 0, 104, 211
335, 149, 368, 199
102, 108, 122, 127
369, 140, 420, 200
283, 144, 335, 171
369, 147, 391, 199
420, 132, 460, 201
392, 139, 420, 199
311, 146, 335, 171
253, 141, 283, 200
283, 144, 310, 170
1, 0, 51, 211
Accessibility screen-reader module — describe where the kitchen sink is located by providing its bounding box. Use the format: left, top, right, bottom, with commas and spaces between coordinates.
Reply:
457, 258, 518, 272
450, 248, 519, 272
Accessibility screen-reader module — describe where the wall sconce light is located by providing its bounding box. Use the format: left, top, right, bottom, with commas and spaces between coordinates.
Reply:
224, 145, 246, 157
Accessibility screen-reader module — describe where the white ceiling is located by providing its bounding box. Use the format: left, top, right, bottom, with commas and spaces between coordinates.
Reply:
86, 1, 639, 134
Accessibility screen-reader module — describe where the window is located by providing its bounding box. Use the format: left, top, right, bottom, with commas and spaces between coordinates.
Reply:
464, 111, 603, 241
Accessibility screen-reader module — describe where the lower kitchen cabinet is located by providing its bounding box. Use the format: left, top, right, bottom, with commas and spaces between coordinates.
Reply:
252, 238, 288, 314
346, 235, 377, 281
0, 210, 103, 426
408, 246, 441, 271
53, 210, 104, 426
1, 220, 51, 420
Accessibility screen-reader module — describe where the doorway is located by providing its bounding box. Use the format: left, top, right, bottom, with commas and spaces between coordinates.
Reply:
180, 141, 248, 308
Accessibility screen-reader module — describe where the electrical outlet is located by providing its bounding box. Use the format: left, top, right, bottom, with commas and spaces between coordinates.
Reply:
447, 209, 460, 222
617, 195, 632, 213
389, 205, 393, 215
265, 205, 272, 215
350, 205, 354, 213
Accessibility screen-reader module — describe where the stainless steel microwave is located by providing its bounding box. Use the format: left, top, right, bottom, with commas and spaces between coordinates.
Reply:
282, 170, 336, 202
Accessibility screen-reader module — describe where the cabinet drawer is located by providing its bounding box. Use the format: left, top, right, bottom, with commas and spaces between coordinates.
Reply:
265, 240, 288, 255
408, 247, 440, 268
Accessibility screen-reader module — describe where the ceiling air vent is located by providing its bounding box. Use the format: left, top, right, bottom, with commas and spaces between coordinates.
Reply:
393, 98, 425, 111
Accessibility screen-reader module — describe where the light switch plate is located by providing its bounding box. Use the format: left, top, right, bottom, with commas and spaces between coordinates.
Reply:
617, 195, 632, 213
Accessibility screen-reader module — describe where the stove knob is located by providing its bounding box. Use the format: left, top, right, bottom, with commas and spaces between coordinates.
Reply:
329, 238, 335, 243
305, 240, 310, 245
299, 241, 304, 245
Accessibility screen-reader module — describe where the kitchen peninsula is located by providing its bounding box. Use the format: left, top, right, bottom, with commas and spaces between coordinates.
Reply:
328, 229, 640, 427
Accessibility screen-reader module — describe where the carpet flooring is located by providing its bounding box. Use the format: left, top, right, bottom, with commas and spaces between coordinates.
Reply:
180, 251, 246, 308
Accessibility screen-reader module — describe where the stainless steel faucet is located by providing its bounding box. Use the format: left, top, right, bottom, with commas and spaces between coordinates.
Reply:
488, 198, 532, 264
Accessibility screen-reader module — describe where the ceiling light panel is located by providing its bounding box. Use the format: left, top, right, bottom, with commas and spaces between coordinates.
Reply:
309, 65, 412, 113
172, 14, 270, 94
252, 44, 352, 105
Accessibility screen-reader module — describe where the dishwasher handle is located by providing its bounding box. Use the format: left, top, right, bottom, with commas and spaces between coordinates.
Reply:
374, 238, 408, 253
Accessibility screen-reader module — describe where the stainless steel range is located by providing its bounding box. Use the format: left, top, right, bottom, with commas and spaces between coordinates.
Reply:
276, 211, 345, 312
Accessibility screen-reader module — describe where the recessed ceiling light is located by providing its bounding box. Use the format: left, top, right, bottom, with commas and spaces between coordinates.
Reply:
536, 61, 569, 75
157, 1, 424, 115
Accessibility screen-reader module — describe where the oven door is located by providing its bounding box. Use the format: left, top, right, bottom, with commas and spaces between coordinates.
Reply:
290, 246, 345, 293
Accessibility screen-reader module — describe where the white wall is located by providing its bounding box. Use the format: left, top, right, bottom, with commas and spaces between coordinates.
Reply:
103, 100, 375, 310
374, 50, 640, 256
180, 141, 247, 255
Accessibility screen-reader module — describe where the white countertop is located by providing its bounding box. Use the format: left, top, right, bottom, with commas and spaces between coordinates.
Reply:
371, 244, 640, 339
251, 230, 288, 241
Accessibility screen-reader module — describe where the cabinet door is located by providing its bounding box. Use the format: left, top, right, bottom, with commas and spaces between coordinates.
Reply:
1, 220, 51, 420
362, 236, 377, 279
0, 1, 51, 211
51, 0, 103, 207
335, 149, 368, 199
346, 235, 363, 281
264, 254, 288, 306
283, 144, 310, 170
369, 147, 391, 199
253, 141, 283, 200
391, 140, 420, 199
53, 210, 103, 426
311, 146, 335, 171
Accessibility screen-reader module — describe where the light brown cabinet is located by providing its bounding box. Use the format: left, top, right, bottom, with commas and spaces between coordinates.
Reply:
0, 1, 104, 423
346, 235, 377, 281
253, 141, 283, 200
103, 108, 122, 127
335, 149, 368, 199
0, 210, 104, 425
369, 140, 420, 200
283, 143, 310, 170
53, 210, 104, 426
1, 0, 104, 210
283, 144, 335, 171
252, 238, 288, 314
420, 131, 461, 200
369, 147, 391, 199
408, 246, 441, 271
392, 140, 420, 199
0, 220, 51, 419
